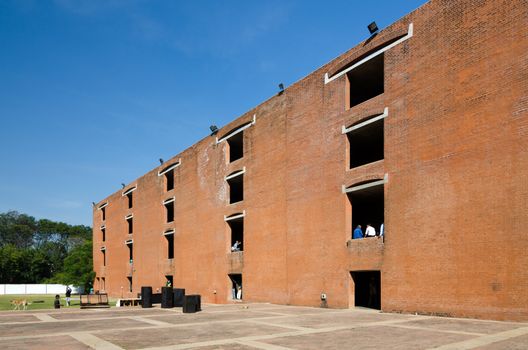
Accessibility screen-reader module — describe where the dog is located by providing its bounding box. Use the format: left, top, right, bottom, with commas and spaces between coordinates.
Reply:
10, 299, 31, 311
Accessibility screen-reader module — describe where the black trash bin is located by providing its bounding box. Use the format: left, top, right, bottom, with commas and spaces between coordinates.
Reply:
173, 288, 185, 307
183, 294, 201, 313
161, 286, 173, 308
141, 286, 152, 308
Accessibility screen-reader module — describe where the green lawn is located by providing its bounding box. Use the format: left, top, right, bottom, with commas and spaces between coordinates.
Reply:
0, 294, 117, 311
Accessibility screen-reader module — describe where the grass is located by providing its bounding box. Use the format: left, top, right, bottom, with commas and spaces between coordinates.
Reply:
0, 294, 117, 311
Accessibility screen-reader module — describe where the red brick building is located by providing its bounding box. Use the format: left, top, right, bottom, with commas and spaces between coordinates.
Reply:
93, 0, 528, 320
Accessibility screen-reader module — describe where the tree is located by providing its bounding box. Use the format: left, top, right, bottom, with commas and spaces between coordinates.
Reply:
0, 211, 93, 285
52, 240, 95, 291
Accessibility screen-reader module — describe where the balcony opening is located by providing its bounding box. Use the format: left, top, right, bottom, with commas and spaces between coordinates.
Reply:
351, 270, 380, 310
348, 53, 384, 108
165, 275, 173, 287
126, 216, 133, 234
165, 200, 175, 222
101, 207, 106, 221
347, 182, 384, 238
165, 233, 174, 259
101, 227, 106, 242
228, 217, 244, 252
126, 241, 133, 262
347, 118, 384, 168
127, 192, 133, 208
227, 131, 244, 162
127, 276, 133, 293
165, 170, 174, 191
228, 273, 242, 300
227, 174, 244, 204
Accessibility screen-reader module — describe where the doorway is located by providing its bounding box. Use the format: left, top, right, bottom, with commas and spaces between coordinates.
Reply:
351, 270, 380, 310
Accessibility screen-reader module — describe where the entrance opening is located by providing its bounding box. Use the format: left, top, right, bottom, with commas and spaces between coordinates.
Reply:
165, 201, 174, 222
165, 170, 174, 191
347, 183, 384, 238
165, 233, 174, 259
351, 270, 380, 309
228, 217, 244, 251
347, 118, 384, 168
127, 276, 133, 293
228, 274, 242, 300
227, 132, 244, 162
227, 175, 244, 204
165, 275, 173, 287
348, 53, 384, 108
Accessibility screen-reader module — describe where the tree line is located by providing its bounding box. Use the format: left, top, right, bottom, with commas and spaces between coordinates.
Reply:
0, 211, 94, 290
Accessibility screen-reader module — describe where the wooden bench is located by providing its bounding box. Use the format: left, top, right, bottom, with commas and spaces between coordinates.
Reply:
80, 293, 110, 309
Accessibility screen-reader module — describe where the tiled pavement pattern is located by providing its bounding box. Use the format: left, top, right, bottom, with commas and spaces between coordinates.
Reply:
0, 304, 527, 349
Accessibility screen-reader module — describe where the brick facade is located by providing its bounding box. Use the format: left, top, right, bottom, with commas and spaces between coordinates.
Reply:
93, 0, 528, 320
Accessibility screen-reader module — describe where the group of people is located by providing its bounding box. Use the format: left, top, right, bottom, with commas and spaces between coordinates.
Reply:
353, 223, 384, 239
54, 286, 73, 309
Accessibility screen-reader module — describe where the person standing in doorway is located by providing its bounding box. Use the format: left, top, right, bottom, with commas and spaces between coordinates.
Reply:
236, 285, 242, 300
65, 287, 72, 307
353, 225, 363, 239
365, 224, 376, 237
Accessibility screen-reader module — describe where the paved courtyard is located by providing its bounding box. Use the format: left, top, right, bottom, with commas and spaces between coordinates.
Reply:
0, 303, 527, 349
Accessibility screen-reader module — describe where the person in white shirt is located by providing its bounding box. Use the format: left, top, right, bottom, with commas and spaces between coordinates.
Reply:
365, 224, 376, 237
231, 241, 241, 251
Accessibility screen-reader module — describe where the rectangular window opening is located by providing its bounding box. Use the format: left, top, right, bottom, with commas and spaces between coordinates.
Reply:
166, 234, 174, 259
127, 192, 133, 208
102, 250, 106, 266
101, 228, 106, 242
348, 118, 384, 168
127, 217, 133, 234
127, 242, 133, 262
228, 175, 244, 204
228, 131, 244, 162
165, 201, 174, 222
101, 207, 106, 221
127, 276, 133, 293
165, 275, 173, 287
348, 53, 384, 108
351, 270, 380, 309
228, 218, 244, 252
101, 277, 105, 291
228, 273, 243, 300
165, 169, 175, 191
348, 184, 384, 239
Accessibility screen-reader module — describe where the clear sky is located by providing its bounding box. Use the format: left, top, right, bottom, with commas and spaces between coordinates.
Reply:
0, 0, 428, 226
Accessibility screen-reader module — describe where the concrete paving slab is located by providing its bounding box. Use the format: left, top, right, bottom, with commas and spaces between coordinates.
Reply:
0, 317, 148, 337
49, 308, 169, 320
402, 317, 523, 335
0, 314, 40, 323
477, 333, 528, 349
261, 325, 476, 350
0, 335, 90, 350
147, 310, 283, 325
97, 321, 292, 349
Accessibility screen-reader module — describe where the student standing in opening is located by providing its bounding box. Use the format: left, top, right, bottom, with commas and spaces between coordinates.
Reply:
231, 241, 241, 252
236, 285, 242, 300
65, 287, 72, 307
365, 224, 376, 237
379, 223, 384, 237
353, 225, 363, 239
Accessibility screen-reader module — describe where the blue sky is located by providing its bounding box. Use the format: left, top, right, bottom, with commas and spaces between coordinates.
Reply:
0, 0, 427, 226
